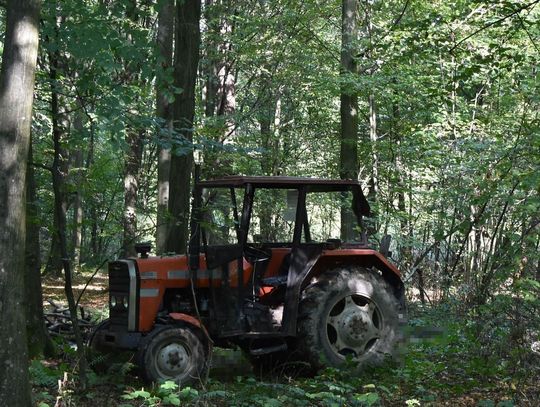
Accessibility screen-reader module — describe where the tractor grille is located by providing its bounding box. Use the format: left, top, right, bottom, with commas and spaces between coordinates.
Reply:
108, 261, 131, 329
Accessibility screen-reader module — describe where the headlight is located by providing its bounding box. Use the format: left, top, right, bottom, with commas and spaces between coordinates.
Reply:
110, 296, 117, 307
122, 297, 128, 308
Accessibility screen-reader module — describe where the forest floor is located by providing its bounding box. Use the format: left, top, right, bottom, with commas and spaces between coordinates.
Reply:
33, 270, 540, 406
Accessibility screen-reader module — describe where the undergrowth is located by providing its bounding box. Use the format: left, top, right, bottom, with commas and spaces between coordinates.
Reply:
31, 287, 540, 406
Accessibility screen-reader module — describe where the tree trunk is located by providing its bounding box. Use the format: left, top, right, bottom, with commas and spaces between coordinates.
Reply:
418, 268, 426, 305
44, 226, 63, 275
25, 142, 54, 358
156, 0, 175, 255
203, 0, 219, 118
166, 0, 201, 254
368, 93, 378, 198
123, 129, 143, 257
0, 0, 40, 404
201, 0, 236, 180
51, 83, 88, 391
340, 0, 359, 241
48, 6, 88, 386
84, 122, 97, 263
71, 188, 83, 269
71, 153, 84, 270
90, 205, 99, 259
364, 0, 378, 236
70, 111, 85, 270
121, 1, 146, 257
258, 72, 278, 241
44, 15, 70, 276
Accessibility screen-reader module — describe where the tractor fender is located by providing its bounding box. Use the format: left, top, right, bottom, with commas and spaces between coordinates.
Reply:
169, 312, 203, 329
308, 249, 403, 292
281, 247, 404, 337
168, 313, 212, 355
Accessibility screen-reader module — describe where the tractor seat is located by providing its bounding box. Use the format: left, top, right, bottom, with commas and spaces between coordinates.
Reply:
259, 250, 291, 288
260, 275, 288, 288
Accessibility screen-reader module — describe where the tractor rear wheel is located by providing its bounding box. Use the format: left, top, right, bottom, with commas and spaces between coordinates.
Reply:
297, 266, 404, 371
136, 325, 207, 386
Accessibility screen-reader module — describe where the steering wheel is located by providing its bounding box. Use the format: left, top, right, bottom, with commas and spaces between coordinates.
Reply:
244, 243, 271, 263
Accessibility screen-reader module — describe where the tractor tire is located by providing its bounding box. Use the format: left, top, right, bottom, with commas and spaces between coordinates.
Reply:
136, 325, 208, 386
297, 266, 405, 372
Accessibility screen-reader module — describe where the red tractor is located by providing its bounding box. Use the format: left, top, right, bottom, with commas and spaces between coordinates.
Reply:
90, 176, 405, 385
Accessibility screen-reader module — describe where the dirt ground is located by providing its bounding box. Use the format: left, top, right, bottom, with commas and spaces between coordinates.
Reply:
42, 270, 110, 311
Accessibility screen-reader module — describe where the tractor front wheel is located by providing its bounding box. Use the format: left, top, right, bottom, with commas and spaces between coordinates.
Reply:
136, 325, 207, 386
297, 266, 404, 371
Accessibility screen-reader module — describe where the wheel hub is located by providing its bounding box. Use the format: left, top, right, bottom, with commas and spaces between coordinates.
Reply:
326, 294, 382, 358
339, 310, 371, 346
157, 343, 189, 376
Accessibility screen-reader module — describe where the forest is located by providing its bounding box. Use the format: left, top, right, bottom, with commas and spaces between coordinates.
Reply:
0, 0, 539, 406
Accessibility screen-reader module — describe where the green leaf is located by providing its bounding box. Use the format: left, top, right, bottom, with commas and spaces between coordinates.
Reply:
123, 389, 151, 400
163, 394, 181, 406
355, 392, 380, 406
160, 380, 178, 391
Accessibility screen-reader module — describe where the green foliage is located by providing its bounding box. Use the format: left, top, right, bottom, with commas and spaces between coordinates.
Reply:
111, 302, 534, 406
122, 382, 199, 407
29, 302, 539, 405
30, 360, 66, 387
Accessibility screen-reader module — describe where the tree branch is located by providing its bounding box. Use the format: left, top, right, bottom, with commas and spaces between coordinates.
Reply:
516, 13, 540, 54
450, 0, 540, 53
30, 161, 53, 172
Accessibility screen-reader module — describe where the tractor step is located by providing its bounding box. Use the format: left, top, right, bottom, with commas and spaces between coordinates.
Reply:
240, 331, 286, 339
249, 343, 288, 356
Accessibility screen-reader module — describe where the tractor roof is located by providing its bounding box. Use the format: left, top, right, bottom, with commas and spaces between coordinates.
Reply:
198, 175, 360, 190
197, 176, 370, 215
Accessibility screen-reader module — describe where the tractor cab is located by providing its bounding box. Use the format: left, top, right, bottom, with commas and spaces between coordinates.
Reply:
190, 177, 373, 340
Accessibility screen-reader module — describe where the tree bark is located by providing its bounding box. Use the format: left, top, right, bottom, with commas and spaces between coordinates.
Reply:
166, 0, 201, 254
201, 0, 236, 180
258, 72, 279, 241
71, 187, 83, 268
0, 0, 40, 404
122, 0, 145, 257
51, 84, 88, 391
340, 0, 359, 241
25, 142, 54, 358
70, 111, 85, 270
44, 225, 63, 275
368, 93, 378, 198
203, 0, 219, 118
156, 0, 175, 254
85, 123, 97, 263
44, 14, 70, 277
90, 205, 99, 259
48, 4, 88, 386
123, 129, 143, 257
